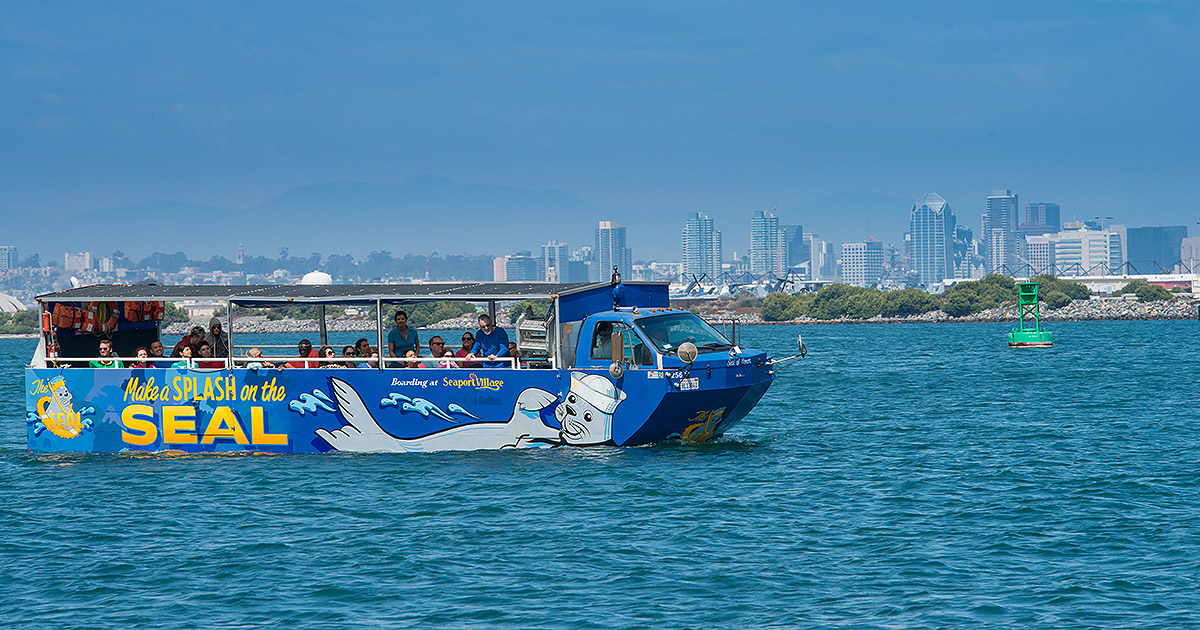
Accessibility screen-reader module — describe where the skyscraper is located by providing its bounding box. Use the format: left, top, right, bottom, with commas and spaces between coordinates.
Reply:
504, 251, 541, 282
985, 189, 1019, 274
593, 221, 632, 281
541, 240, 569, 282
1126, 226, 1187, 272
782, 225, 807, 271
0, 246, 17, 269
749, 210, 785, 275
1025, 202, 1061, 230
840, 241, 884, 287
909, 192, 956, 285
681, 212, 723, 281
1043, 223, 1124, 274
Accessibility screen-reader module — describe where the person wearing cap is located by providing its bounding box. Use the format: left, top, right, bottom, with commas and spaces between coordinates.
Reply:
172, 325, 207, 358
284, 339, 319, 368
204, 317, 229, 358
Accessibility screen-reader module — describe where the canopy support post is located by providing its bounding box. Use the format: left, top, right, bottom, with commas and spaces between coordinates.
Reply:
226, 299, 233, 369
376, 299, 384, 371
318, 305, 327, 347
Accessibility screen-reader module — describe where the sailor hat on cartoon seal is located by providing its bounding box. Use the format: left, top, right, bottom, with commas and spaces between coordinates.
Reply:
556, 371, 627, 445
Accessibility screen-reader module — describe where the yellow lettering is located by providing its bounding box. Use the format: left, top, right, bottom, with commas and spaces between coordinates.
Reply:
124, 377, 139, 402
200, 407, 249, 445
241, 384, 258, 401
121, 405, 157, 446
163, 406, 197, 444
225, 377, 236, 401
172, 376, 184, 401
250, 407, 288, 445
202, 377, 214, 401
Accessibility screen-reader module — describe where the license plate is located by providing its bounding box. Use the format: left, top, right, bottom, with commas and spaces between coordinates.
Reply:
679, 378, 699, 391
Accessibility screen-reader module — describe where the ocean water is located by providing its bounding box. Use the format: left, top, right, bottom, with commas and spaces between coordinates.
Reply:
2, 321, 1198, 629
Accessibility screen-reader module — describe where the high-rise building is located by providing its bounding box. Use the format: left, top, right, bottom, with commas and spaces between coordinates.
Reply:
909, 192, 956, 285
503, 251, 541, 282
782, 225, 807, 271
840, 241, 884, 287
984, 189, 1019, 274
593, 221, 632, 281
952, 225, 973, 279
1126, 226, 1188, 273
1026, 235, 1052, 272
0, 246, 17, 269
1025, 203, 1061, 230
541, 240, 569, 282
492, 256, 507, 282
1041, 223, 1123, 274
64, 251, 93, 273
802, 237, 838, 281
1181, 237, 1200, 272
681, 212, 723, 281
749, 210, 786, 275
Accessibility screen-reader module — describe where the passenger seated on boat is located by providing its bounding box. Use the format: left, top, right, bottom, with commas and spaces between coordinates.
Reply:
204, 317, 229, 358
283, 339, 319, 369
508, 342, 522, 364
129, 347, 151, 369
422, 336, 455, 368
455, 333, 478, 368
89, 339, 123, 369
342, 345, 356, 362
245, 348, 275, 370
320, 346, 347, 368
172, 325, 206, 358
149, 340, 167, 367
387, 310, 420, 365
467, 313, 510, 367
354, 338, 371, 357
195, 341, 224, 369
402, 349, 419, 368
357, 347, 379, 369
170, 345, 193, 368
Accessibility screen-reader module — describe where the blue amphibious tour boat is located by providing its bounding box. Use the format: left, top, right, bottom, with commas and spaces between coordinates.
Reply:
25, 276, 781, 453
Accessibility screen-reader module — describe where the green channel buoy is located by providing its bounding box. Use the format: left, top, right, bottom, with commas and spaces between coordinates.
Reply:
1009, 281, 1053, 348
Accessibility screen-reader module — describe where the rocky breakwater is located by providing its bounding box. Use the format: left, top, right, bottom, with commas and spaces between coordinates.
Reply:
743, 296, 1200, 325
968, 296, 1200, 322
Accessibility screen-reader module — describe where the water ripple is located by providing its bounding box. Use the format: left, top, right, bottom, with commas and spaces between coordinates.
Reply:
3, 322, 1200, 628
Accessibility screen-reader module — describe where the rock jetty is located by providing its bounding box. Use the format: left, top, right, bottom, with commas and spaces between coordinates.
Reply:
749, 296, 1200, 325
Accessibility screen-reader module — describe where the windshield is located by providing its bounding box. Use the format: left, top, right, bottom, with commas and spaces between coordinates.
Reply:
635, 312, 732, 355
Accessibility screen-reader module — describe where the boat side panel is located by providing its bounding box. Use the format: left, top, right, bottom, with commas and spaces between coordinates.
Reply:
25, 367, 592, 453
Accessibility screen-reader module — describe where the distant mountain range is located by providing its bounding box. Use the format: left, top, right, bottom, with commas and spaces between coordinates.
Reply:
2, 177, 1195, 264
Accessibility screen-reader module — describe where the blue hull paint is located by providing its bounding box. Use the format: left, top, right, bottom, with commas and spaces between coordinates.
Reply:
25, 356, 773, 453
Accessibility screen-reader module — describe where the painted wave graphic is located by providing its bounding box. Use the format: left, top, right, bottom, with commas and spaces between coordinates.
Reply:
289, 389, 336, 416
379, 393, 478, 423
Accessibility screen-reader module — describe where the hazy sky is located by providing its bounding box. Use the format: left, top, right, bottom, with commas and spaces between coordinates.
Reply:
3, 1, 1198, 228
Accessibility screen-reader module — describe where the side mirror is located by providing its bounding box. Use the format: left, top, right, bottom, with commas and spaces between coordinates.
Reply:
611, 331, 624, 364
678, 342, 698, 363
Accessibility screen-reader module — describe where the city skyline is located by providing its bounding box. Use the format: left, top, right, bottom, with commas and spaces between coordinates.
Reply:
3, 3, 1199, 260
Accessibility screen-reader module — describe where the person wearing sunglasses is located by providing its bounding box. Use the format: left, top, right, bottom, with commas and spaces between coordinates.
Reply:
455, 333, 478, 368
284, 339, 319, 369
421, 336, 455, 368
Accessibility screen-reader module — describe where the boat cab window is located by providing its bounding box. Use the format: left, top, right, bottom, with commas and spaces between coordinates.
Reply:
636, 312, 732, 356
589, 321, 652, 366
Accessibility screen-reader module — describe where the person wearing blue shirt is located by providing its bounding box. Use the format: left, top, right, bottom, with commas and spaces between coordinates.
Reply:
469, 313, 510, 367
387, 310, 420, 367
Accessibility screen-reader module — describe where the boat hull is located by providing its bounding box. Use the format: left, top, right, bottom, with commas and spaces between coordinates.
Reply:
25, 360, 773, 453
